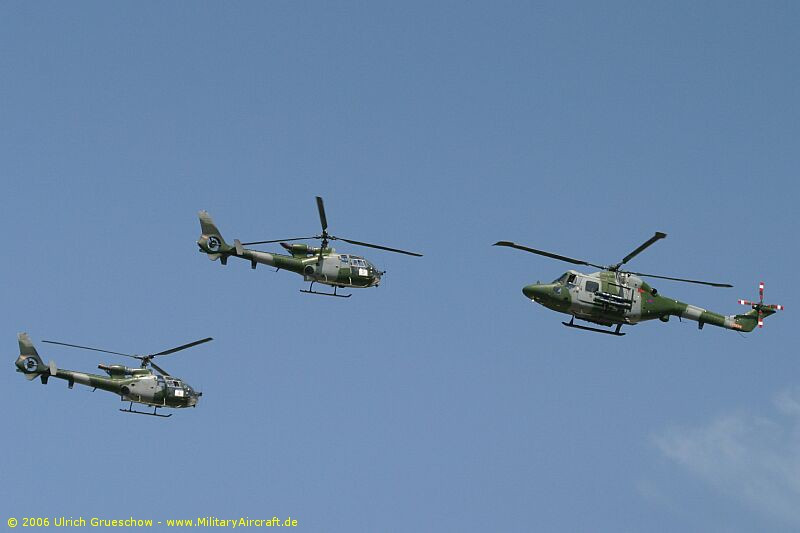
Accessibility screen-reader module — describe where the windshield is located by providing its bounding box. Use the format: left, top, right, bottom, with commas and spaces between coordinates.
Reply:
552, 272, 577, 285
552, 273, 569, 284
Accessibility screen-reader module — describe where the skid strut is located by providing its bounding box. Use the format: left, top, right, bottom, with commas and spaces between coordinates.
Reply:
562, 316, 625, 336
119, 401, 172, 417
299, 281, 351, 298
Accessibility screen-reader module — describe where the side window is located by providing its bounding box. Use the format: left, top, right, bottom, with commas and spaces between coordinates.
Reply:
566, 274, 576, 284
585, 280, 599, 293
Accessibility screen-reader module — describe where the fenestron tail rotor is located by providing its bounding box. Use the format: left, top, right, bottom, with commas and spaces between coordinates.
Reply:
738, 281, 784, 328
41, 337, 213, 374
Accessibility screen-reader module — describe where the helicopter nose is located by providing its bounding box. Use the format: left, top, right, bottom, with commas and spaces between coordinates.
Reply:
523, 284, 546, 302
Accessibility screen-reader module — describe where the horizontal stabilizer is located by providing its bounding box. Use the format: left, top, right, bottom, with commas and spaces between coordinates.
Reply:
234, 239, 244, 255
49, 360, 57, 376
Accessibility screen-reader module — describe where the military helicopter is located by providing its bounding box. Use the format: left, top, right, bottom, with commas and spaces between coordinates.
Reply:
14, 333, 211, 417
494, 232, 783, 336
197, 196, 422, 297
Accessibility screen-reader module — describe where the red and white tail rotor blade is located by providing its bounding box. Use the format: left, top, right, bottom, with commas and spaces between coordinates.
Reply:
739, 281, 784, 329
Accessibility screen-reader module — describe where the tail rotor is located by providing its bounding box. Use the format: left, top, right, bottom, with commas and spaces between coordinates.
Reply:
738, 281, 784, 329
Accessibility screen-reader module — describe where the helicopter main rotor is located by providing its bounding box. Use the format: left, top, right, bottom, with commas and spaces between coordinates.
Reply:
240, 196, 423, 257
41, 337, 213, 377
494, 232, 732, 288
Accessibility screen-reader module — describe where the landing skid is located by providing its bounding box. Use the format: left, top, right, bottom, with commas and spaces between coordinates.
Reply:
300, 282, 351, 298
120, 402, 172, 417
562, 317, 625, 336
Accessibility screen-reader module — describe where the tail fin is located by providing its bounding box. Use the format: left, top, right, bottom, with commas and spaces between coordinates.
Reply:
734, 308, 778, 333
15, 333, 54, 383
197, 211, 233, 260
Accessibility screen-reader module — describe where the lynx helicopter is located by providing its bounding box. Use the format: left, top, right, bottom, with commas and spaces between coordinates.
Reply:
494, 232, 783, 336
14, 333, 211, 417
197, 196, 422, 297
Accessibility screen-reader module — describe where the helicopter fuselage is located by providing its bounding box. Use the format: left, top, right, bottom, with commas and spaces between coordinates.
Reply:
523, 269, 766, 332
17, 358, 199, 408
199, 235, 383, 289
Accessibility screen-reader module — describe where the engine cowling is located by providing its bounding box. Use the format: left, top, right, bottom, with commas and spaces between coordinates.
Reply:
281, 243, 317, 256
98, 364, 132, 376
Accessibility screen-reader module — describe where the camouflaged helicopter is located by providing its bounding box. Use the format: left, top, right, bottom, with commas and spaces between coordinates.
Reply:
494, 232, 783, 336
197, 196, 422, 297
14, 333, 211, 417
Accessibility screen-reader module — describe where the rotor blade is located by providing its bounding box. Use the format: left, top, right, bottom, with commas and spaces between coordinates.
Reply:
316, 196, 328, 232
619, 232, 667, 266
336, 237, 422, 257
41, 340, 139, 359
150, 337, 213, 357
493, 241, 604, 269
625, 271, 733, 288
148, 360, 172, 377
240, 237, 316, 246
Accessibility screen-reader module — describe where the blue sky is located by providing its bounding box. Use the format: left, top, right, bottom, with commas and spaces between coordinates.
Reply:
1, 2, 798, 531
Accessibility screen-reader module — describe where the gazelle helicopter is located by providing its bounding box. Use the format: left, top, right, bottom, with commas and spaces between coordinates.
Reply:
494, 232, 783, 336
197, 196, 422, 297
14, 333, 211, 417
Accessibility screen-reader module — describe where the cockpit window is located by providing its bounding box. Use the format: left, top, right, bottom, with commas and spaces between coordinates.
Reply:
553, 273, 578, 285
340, 255, 349, 262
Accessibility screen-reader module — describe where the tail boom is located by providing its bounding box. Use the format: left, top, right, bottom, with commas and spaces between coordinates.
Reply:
676, 303, 773, 332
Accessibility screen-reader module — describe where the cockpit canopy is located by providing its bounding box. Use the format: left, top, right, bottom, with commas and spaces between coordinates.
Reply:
552, 271, 578, 285
157, 376, 196, 395
338, 254, 376, 271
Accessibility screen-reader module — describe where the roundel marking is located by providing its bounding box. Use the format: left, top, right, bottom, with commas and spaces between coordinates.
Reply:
24, 357, 38, 372
207, 236, 221, 252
